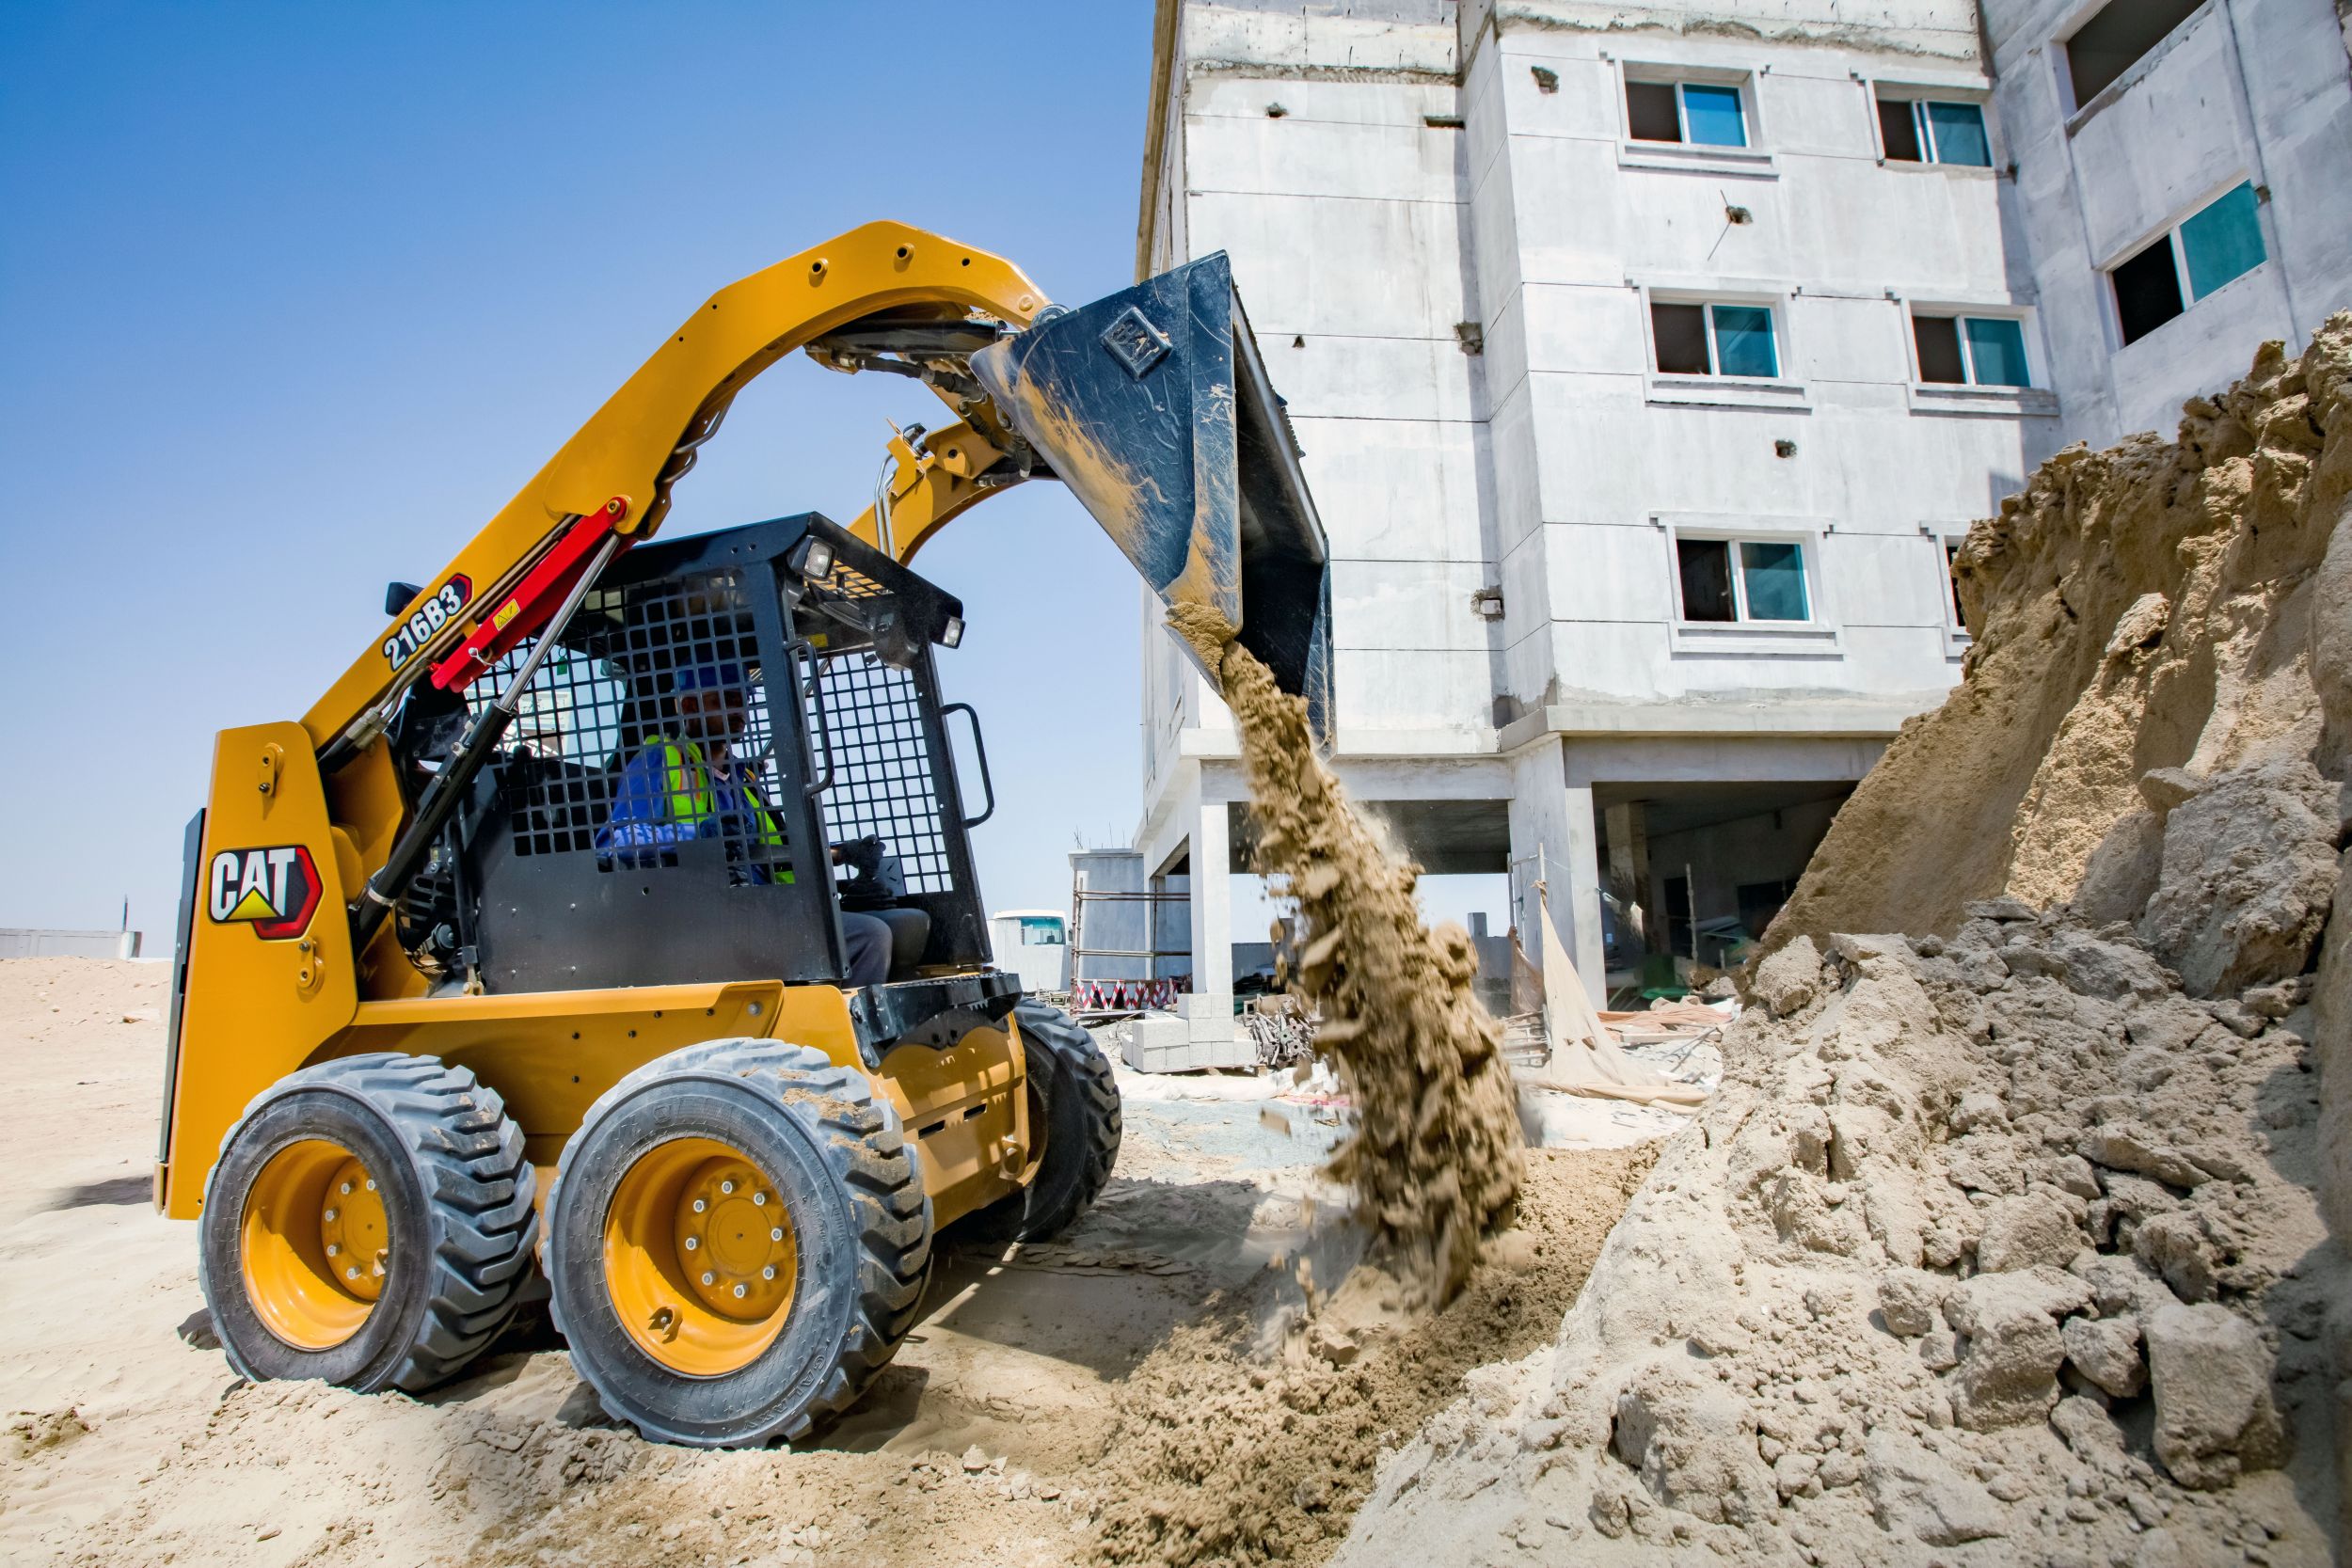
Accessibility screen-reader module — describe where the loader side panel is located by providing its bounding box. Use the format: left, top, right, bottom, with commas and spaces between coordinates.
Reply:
332, 979, 799, 1164
159, 723, 360, 1219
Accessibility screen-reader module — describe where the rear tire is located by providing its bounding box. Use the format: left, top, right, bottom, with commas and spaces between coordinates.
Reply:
544, 1039, 930, 1448
197, 1053, 537, 1393
967, 1001, 1121, 1243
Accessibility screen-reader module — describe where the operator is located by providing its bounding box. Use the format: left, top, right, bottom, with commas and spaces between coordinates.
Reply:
596, 661, 894, 987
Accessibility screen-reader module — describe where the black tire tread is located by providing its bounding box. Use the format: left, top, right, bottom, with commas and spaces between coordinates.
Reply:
969, 1001, 1121, 1243
199, 1051, 538, 1393
544, 1039, 930, 1445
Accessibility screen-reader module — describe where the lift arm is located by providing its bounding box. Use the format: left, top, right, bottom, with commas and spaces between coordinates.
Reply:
302, 222, 1048, 757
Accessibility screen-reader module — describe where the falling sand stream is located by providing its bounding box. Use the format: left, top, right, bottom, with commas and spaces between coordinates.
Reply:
1169, 606, 1524, 1302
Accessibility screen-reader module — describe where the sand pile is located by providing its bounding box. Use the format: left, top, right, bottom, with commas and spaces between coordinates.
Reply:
1772, 323, 2350, 981
1173, 607, 1524, 1302
1336, 917, 2340, 1565
1329, 325, 2352, 1564
1090, 1147, 1652, 1568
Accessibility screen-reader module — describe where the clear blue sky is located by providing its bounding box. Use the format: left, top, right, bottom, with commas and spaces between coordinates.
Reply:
0, 2, 1155, 942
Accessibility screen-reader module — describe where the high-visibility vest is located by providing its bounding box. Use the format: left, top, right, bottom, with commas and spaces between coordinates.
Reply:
648, 736, 793, 877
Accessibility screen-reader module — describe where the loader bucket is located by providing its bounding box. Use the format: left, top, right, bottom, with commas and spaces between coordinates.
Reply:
970, 252, 1333, 736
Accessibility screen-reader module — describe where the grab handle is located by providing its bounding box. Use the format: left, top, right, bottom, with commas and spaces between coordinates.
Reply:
790, 641, 834, 796
941, 702, 995, 827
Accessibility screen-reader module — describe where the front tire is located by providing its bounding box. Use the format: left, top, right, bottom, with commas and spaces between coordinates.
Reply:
197, 1053, 537, 1393
968, 1001, 1121, 1243
544, 1039, 930, 1448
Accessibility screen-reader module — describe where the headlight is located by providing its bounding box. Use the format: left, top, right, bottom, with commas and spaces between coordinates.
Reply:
790, 537, 836, 581
940, 615, 964, 648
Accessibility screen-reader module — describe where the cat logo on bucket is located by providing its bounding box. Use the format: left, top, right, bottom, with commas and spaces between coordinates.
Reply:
206, 845, 323, 941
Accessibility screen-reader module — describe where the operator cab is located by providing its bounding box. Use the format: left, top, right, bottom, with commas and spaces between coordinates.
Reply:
386, 515, 1015, 1060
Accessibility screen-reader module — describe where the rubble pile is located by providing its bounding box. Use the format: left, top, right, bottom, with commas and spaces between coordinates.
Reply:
1335, 914, 2338, 1566
1333, 324, 2352, 1564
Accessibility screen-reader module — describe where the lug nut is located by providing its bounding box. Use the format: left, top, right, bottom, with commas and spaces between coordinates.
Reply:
365, 1180, 376, 1192
732, 1284, 747, 1299
701, 1272, 715, 1286
691, 1198, 706, 1213
753, 1193, 767, 1206
720, 1180, 734, 1195
762, 1265, 776, 1280
325, 1208, 338, 1221
340, 1181, 352, 1195
326, 1243, 340, 1257
345, 1266, 359, 1280
684, 1236, 698, 1250
771, 1227, 784, 1242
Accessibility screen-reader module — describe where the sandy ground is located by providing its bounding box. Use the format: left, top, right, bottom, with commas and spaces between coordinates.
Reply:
0, 958, 1647, 1568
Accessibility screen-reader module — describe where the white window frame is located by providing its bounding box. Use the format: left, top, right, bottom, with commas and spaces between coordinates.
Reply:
1651, 298, 1781, 380
1627, 78, 1751, 149
1867, 82, 1997, 171
2106, 178, 2271, 348
1908, 309, 2037, 388
1656, 514, 1842, 655
1612, 56, 1776, 178
1894, 293, 2058, 417
1639, 284, 1806, 410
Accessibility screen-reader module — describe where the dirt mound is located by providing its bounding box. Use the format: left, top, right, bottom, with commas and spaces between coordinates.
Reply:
1337, 918, 2340, 1565
1332, 324, 2352, 1564
1771, 325, 2350, 982
1173, 606, 1524, 1302
1092, 1147, 1652, 1567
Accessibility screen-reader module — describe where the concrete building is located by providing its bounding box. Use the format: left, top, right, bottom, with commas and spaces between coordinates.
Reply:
1122, 0, 2352, 1041
1985, 0, 2352, 444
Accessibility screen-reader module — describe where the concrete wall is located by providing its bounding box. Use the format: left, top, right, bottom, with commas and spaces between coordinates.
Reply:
1463, 3, 2057, 726
0, 929, 143, 960
1985, 0, 2352, 444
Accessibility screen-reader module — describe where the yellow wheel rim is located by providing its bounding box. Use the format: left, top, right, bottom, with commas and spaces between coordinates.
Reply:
241, 1140, 389, 1351
603, 1138, 798, 1377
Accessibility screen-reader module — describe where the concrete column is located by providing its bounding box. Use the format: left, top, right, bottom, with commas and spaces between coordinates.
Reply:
1562, 783, 1607, 990
1188, 800, 1234, 1009
1509, 742, 1606, 1010
1603, 799, 1656, 955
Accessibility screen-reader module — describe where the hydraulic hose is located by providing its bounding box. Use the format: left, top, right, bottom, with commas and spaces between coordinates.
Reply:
347, 531, 624, 958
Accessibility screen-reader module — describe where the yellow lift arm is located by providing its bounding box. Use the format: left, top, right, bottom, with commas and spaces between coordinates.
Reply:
305, 221, 1048, 761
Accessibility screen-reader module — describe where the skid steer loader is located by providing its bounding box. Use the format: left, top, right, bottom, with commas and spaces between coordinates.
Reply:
156, 223, 1329, 1447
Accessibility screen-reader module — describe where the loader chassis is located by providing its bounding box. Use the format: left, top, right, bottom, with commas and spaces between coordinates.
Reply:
160, 221, 1327, 1447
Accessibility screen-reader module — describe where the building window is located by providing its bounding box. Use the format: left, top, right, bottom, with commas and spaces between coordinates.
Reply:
1626, 77, 1748, 148
1676, 536, 1811, 623
2065, 0, 2204, 108
1651, 300, 1779, 378
1877, 97, 1990, 166
1945, 539, 1968, 633
2110, 182, 2266, 345
1912, 311, 2031, 387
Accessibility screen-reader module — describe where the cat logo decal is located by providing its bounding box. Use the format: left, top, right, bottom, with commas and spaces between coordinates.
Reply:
206, 845, 323, 941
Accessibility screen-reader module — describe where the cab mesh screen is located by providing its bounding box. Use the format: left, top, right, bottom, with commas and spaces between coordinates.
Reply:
811, 653, 953, 895
469, 571, 795, 882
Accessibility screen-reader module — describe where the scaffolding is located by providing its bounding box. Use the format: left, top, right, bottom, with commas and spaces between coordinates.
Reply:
1066, 885, 1193, 1019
